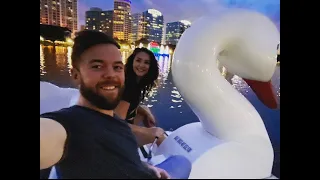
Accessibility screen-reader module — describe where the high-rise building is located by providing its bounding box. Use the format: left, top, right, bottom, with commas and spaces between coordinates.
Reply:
166, 20, 191, 45
142, 9, 164, 43
40, 0, 62, 26
132, 9, 164, 43
101, 10, 114, 37
132, 13, 144, 42
61, 0, 78, 33
85, 8, 113, 37
85, 8, 102, 31
40, 0, 78, 33
113, 0, 132, 42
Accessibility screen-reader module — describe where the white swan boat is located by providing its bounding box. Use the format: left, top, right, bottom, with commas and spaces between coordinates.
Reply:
40, 8, 279, 179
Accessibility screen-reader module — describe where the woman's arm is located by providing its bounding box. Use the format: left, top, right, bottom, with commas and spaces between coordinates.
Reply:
114, 100, 131, 120
136, 105, 156, 127
136, 105, 149, 116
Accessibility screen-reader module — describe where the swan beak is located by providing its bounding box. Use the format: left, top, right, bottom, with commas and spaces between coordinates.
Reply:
243, 78, 278, 109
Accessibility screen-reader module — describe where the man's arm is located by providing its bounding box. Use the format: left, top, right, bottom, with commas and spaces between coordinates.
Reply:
40, 118, 67, 170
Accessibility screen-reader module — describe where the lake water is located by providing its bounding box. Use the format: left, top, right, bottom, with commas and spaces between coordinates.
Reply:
40, 45, 280, 177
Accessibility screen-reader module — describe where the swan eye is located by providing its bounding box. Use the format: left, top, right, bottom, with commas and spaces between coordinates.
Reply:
219, 50, 229, 56
219, 43, 242, 57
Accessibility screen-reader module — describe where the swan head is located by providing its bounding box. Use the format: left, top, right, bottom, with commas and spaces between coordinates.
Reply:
216, 10, 279, 109
172, 8, 279, 110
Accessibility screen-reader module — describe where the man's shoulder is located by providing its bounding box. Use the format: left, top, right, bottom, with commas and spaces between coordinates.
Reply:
40, 106, 88, 128
40, 106, 79, 119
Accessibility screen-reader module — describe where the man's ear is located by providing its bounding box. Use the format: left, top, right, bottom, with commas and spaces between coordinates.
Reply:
71, 68, 80, 85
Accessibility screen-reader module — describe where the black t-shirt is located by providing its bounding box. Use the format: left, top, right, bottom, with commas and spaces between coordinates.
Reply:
122, 79, 142, 121
40, 105, 157, 179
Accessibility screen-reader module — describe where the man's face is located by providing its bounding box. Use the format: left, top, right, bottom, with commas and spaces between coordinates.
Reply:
72, 44, 125, 110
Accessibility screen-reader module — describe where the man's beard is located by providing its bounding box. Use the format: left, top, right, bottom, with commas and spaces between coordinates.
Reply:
79, 79, 124, 110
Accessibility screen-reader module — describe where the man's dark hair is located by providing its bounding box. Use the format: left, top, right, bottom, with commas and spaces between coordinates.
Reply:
71, 30, 121, 69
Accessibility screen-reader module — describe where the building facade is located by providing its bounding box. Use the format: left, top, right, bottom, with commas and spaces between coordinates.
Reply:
85, 8, 113, 37
131, 13, 144, 42
113, 0, 132, 42
40, 0, 78, 33
40, 0, 61, 26
166, 20, 191, 45
142, 9, 164, 43
131, 9, 164, 43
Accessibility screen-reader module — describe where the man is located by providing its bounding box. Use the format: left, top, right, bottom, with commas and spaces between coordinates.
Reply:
40, 30, 191, 178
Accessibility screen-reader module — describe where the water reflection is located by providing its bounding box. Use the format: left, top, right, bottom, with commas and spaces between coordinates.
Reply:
122, 51, 130, 63
67, 46, 72, 74
142, 55, 172, 108
40, 45, 46, 75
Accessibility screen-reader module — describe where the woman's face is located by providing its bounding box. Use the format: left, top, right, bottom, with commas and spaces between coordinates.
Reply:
133, 52, 150, 78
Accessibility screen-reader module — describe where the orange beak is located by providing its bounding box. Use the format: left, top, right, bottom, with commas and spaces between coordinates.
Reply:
243, 78, 278, 109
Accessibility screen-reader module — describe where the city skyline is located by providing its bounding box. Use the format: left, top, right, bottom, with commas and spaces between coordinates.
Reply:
78, 0, 280, 29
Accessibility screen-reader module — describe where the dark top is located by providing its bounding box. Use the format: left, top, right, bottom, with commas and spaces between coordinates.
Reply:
122, 79, 142, 123
40, 105, 157, 179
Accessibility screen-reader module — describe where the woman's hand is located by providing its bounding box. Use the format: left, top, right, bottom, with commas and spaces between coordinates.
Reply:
143, 113, 156, 127
138, 105, 157, 127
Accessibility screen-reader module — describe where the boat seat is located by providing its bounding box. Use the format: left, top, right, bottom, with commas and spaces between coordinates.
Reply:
48, 155, 191, 179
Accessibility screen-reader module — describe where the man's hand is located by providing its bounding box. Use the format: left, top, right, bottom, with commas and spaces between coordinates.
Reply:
129, 125, 166, 146
146, 127, 166, 146
146, 164, 170, 179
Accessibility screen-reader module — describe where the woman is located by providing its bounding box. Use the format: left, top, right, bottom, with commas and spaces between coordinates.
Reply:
115, 48, 165, 146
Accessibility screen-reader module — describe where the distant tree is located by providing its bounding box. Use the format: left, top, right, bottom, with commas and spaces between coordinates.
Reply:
167, 44, 176, 51
135, 38, 149, 46
40, 24, 71, 41
114, 38, 129, 46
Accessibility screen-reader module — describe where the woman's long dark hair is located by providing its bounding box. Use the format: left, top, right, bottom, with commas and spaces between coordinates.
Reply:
125, 47, 159, 101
